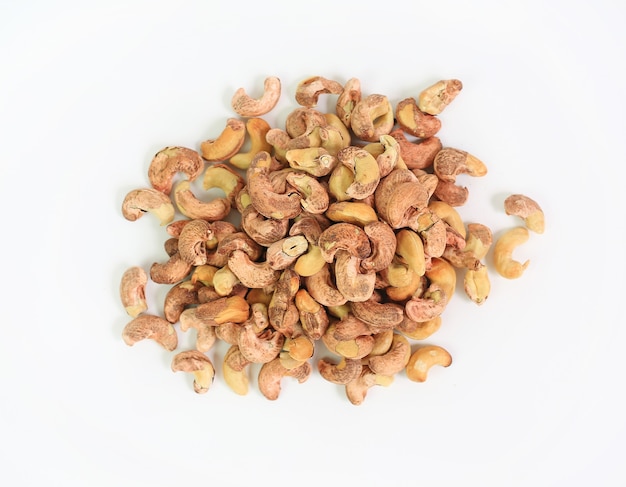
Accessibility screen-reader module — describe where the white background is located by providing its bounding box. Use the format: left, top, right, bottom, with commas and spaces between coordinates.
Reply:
1, 1, 625, 486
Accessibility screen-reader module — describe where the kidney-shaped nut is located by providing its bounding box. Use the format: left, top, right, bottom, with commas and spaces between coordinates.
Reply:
120, 266, 148, 318
318, 357, 362, 384
177, 219, 214, 266
396, 315, 442, 341
367, 333, 411, 376
200, 118, 246, 162
122, 188, 175, 225
345, 365, 393, 406
171, 350, 215, 394
163, 280, 201, 323
257, 357, 312, 400
360, 221, 397, 273
406, 345, 452, 382
389, 128, 442, 170
202, 164, 246, 205
228, 250, 281, 288
148, 146, 204, 195
336, 77, 361, 127
434, 148, 487, 182
295, 76, 344, 108
350, 299, 404, 333
230, 117, 273, 170
405, 284, 448, 323
504, 194, 545, 234
493, 226, 530, 279
464, 265, 491, 305
238, 322, 285, 364
173, 179, 231, 221
318, 222, 371, 263
149, 251, 193, 285
231, 76, 281, 117
395, 97, 442, 139
122, 314, 178, 351
418, 79, 463, 115
223, 344, 250, 396
350, 94, 394, 142
305, 264, 347, 307
179, 308, 218, 353
334, 250, 376, 303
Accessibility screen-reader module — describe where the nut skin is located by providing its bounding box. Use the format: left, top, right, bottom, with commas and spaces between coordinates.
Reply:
493, 226, 530, 279
305, 264, 348, 307
231, 76, 281, 117
179, 308, 218, 353
350, 299, 404, 333
227, 250, 281, 288
504, 194, 545, 234
120, 266, 148, 318
150, 252, 193, 285
171, 350, 215, 394
230, 118, 273, 170
122, 188, 175, 225
122, 314, 178, 351
334, 250, 376, 303
360, 221, 397, 273
406, 345, 452, 382
148, 146, 204, 195
434, 148, 487, 182
177, 219, 215, 266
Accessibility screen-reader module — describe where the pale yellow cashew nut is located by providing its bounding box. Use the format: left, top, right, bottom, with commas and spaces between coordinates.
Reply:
493, 226, 530, 279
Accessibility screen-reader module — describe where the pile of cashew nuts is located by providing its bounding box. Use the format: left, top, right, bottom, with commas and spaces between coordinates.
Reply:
120, 76, 545, 404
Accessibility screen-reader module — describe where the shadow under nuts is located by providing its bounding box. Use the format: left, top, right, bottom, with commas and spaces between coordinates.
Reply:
119, 75, 544, 404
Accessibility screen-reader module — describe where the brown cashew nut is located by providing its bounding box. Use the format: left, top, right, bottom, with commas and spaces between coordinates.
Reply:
266, 236, 309, 270
305, 264, 347, 307
200, 118, 246, 162
406, 345, 452, 382
504, 194, 545, 234
294, 289, 329, 340
149, 251, 193, 285
338, 146, 381, 200
240, 205, 291, 247
367, 333, 411, 376
268, 268, 301, 336
173, 180, 231, 221
395, 97, 442, 139
396, 315, 442, 340
317, 222, 372, 263
223, 344, 250, 395
345, 365, 393, 406
333, 313, 372, 341
227, 249, 281, 288
163, 280, 201, 323
171, 350, 215, 394
231, 76, 281, 117
493, 226, 530, 279
350, 94, 394, 142
350, 299, 405, 333
122, 314, 178, 351
177, 219, 215, 266
238, 321, 285, 364
202, 164, 246, 205
434, 148, 487, 182
433, 179, 469, 207
179, 308, 218, 353
360, 221, 397, 273
229, 117, 273, 170
334, 250, 376, 303
148, 146, 204, 195
389, 129, 442, 170
285, 171, 330, 214
122, 188, 175, 225
257, 357, 312, 401
195, 295, 250, 325
336, 77, 361, 127
120, 266, 148, 318
317, 357, 362, 384
295, 76, 344, 108
405, 284, 448, 322
418, 79, 463, 115
286, 147, 338, 177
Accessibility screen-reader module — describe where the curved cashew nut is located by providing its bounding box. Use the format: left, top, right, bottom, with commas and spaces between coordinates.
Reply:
318, 357, 362, 384
200, 118, 246, 162
149, 251, 193, 285
345, 365, 393, 406
238, 322, 285, 364
464, 264, 491, 305
171, 350, 215, 394
240, 205, 290, 247
350, 299, 404, 333
148, 146, 204, 195
229, 117, 273, 170
173, 179, 231, 221
493, 226, 530, 279
179, 308, 218, 353
286, 147, 337, 177
163, 280, 201, 323
295, 76, 344, 108
434, 148, 487, 182
294, 288, 329, 340
266, 235, 308, 270
395, 97, 442, 139
433, 179, 469, 207
122, 188, 175, 225
425, 257, 457, 302
177, 219, 214, 266
504, 194, 545, 234
285, 171, 330, 214
304, 263, 347, 307
338, 146, 381, 200
257, 357, 312, 401
206, 230, 263, 268
407, 209, 447, 258
223, 344, 250, 395
396, 315, 442, 340
246, 151, 302, 220
268, 268, 301, 335
326, 201, 378, 227
406, 345, 452, 382
428, 201, 466, 238
350, 94, 394, 142
404, 284, 448, 322
360, 221, 397, 273
317, 222, 372, 263
418, 79, 463, 115
323, 323, 375, 360
122, 314, 178, 351
373, 134, 401, 178
195, 295, 250, 325
389, 129, 442, 170
367, 333, 411, 376
228, 249, 281, 288
327, 163, 354, 202
202, 163, 245, 205
395, 228, 427, 276
334, 250, 376, 303
332, 313, 372, 341
120, 266, 148, 318
336, 77, 361, 127
231, 76, 281, 117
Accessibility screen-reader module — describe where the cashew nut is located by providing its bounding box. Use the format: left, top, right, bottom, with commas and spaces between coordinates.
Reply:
335, 77, 361, 127
493, 226, 530, 279
504, 194, 545, 234
318, 222, 371, 263
345, 365, 393, 406
367, 333, 411, 376
122, 188, 175, 225
334, 250, 376, 303
171, 350, 215, 394
326, 201, 379, 227
395, 97, 442, 138
223, 344, 250, 395
350, 299, 404, 333
464, 264, 491, 305
286, 147, 337, 177
406, 345, 452, 382
173, 179, 231, 221
163, 280, 201, 323
418, 79, 463, 115
295, 76, 343, 108
318, 357, 362, 384
200, 118, 246, 162
120, 266, 148, 318
148, 146, 204, 195
179, 308, 218, 353
338, 146, 381, 200
122, 314, 178, 351
350, 94, 394, 142
257, 357, 312, 400
231, 76, 281, 117
294, 288, 329, 340
202, 163, 246, 205
396, 316, 442, 340
229, 117, 273, 169
389, 128, 442, 169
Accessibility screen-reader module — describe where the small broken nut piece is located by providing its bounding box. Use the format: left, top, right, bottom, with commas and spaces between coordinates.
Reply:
406, 345, 452, 382
504, 194, 545, 234
493, 226, 530, 279
171, 350, 215, 394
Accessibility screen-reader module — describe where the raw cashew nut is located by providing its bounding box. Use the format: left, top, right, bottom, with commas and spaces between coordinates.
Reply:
317, 222, 372, 263
231, 76, 281, 117
171, 350, 215, 394
418, 79, 463, 115
389, 129, 442, 169
163, 280, 201, 323
345, 365, 393, 406
493, 226, 530, 279
396, 316, 442, 340
173, 179, 231, 221
350, 94, 394, 142
223, 344, 250, 395
336, 77, 361, 127
200, 118, 246, 162
504, 194, 545, 234
122, 188, 175, 225
338, 146, 381, 200
286, 147, 337, 177
334, 250, 376, 303
317, 357, 362, 384
395, 97, 441, 139
120, 266, 148, 318
464, 265, 491, 305
122, 314, 178, 351
406, 345, 452, 382
360, 221, 397, 273
257, 357, 312, 400
148, 146, 204, 195
177, 219, 215, 266
229, 118, 273, 169
202, 164, 246, 205
367, 333, 411, 376
295, 76, 343, 108
326, 201, 379, 227
434, 148, 487, 182
149, 251, 193, 285
179, 308, 218, 352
